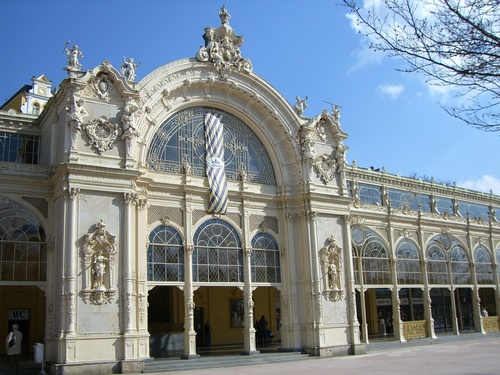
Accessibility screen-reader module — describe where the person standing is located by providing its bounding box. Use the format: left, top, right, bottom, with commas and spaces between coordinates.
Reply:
5, 323, 23, 375
482, 307, 489, 317
204, 321, 212, 347
257, 315, 269, 346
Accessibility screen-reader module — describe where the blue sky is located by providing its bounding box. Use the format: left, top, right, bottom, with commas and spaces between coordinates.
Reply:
1, 0, 498, 194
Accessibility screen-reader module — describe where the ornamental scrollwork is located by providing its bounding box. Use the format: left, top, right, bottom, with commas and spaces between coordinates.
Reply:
313, 154, 337, 185
83, 115, 121, 154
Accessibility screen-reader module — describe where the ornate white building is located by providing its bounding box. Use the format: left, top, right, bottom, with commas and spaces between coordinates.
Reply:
0, 6, 499, 374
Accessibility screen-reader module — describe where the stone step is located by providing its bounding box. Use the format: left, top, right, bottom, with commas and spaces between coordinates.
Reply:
143, 351, 313, 373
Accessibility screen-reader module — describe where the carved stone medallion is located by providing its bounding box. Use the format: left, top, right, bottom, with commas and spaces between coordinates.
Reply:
83, 115, 121, 154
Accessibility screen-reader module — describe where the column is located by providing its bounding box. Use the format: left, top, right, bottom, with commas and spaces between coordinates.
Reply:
467, 221, 484, 334
65, 187, 79, 336
418, 217, 437, 339
242, 247, 257, 354
183, 244, 199, 359
343, 216, 361, 348
470, 258, 484, 333
422, 275, 437, 339
360, 287, 369, 344
450, 287, 460, 335
123, 192, 136, 335
388, 223, 405, 343
136, 198, 150, 358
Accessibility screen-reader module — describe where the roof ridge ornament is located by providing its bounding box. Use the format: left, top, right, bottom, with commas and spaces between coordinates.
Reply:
196, 5, 253, 80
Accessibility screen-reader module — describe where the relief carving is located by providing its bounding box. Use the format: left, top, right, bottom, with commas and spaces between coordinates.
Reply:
313, 154, 337, 184
83, 115, 121, 154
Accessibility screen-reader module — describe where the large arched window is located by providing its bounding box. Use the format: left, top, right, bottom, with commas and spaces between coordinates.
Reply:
474, 245, 493, 285
351, 226, 391, 285
251, 232, 280, 283
450, 246, 471, 284
426, 234, 471, 285
0, 198, 47, 282
396, 239, 422, 285
147, 107, 276, 185
147, 226, 184, 282
193, 219, 242, 282
426, 243, 448, 284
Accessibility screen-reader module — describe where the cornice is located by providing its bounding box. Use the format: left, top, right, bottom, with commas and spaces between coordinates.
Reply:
347, 166, 500, 206
0, 161, 50, 176
0, 111, 40, 134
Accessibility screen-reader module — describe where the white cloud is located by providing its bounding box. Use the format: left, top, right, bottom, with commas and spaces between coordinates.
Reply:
348, 47, 385, 72
458, 175, 500, 195
377, 84, 404, 99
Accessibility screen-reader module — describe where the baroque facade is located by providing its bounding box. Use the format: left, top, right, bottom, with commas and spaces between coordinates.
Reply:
0, 6, 499, 374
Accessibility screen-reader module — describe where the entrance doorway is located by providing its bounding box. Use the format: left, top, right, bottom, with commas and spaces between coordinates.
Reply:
1, 286, 45, 356
479, 288, 496, 316
148, 286, 183, 357
365, 288, 393, 338
430, 288, 453, 332
455, 288, 474, 331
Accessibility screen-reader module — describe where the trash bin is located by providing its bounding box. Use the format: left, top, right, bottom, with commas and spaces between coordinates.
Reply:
34, 343, 44, 363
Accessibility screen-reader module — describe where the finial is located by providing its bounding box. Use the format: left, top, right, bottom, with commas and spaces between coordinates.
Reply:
219, 5, 230, 24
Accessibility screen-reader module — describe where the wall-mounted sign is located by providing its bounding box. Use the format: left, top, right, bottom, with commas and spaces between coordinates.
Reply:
8, 309, 29, 320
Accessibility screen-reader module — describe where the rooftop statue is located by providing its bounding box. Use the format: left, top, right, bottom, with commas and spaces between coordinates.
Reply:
196, 6, 253, 80
293, 96, 308, 116
64, 41, 84, 71
121, 56, 141, 81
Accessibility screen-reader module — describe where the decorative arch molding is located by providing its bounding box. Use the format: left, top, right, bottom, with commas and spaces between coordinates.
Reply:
136, 60, 303, 187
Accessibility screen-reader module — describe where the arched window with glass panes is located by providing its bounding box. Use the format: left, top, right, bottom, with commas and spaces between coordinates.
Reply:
351, 226, 391, 285
147, 226, 184, 282
474, 245, 494, 285
146, 107, 276, 186
426, 234, 471, 285
251, 232, 280, 283
0, 198, 47, 282
396, 239, 422, 285
193, 219, 243, 283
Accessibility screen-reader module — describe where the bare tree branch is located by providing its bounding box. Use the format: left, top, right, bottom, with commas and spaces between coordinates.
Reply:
343, 0, 500, 131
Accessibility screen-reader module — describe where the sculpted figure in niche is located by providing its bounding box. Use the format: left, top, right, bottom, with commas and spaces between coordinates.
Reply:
321, 235, 342, 291
93, 250, 107, 289
121, 56, 141, 81
64, 41, 83, 70
293, 96, 308, 116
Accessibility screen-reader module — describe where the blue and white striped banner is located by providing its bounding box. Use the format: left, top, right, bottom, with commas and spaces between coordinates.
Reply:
205, 112, 228, 214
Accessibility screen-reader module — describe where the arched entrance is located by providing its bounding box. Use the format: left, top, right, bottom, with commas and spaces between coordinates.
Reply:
0, 197, 47, 356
